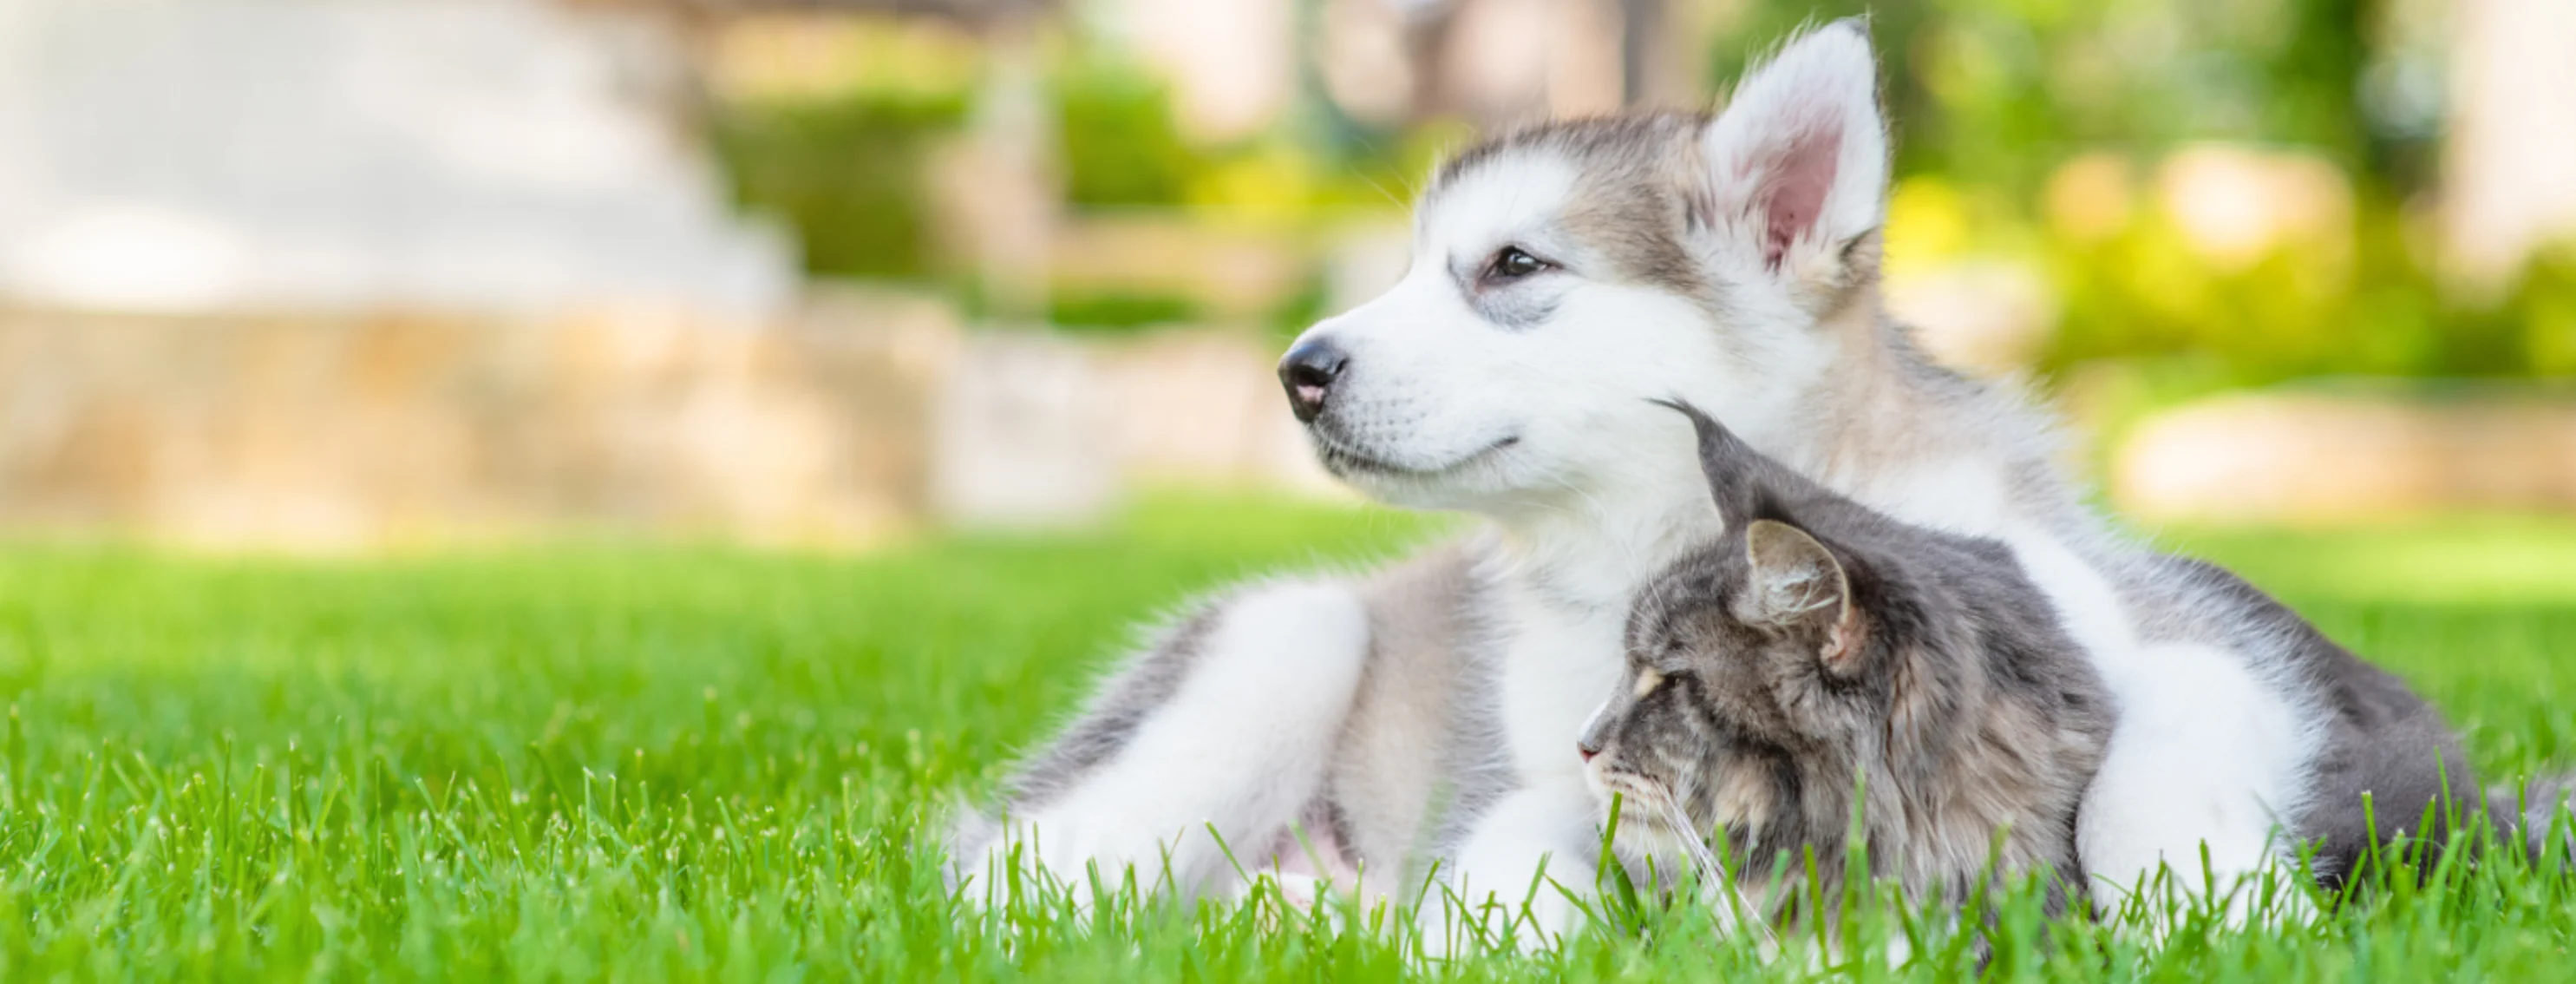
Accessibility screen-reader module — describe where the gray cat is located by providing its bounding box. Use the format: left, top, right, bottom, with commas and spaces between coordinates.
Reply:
1579, 401, 2115, 922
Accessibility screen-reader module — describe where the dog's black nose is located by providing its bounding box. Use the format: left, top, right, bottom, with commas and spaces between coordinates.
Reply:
1278, 338, 1347, 423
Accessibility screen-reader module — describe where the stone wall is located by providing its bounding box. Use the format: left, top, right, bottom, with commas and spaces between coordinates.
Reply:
0, 296, 1330, 548
0, 298, 946, 548
925, 325, 1333, 528
2115, 388, 2576, 523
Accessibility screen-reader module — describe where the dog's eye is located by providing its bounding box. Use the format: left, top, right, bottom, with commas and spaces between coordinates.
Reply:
1483, 246, 1551, 283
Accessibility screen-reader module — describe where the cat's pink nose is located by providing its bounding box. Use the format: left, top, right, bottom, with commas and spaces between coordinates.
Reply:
1578, 743, 1598, 764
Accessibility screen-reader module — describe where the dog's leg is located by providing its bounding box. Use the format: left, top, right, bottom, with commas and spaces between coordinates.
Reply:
951, 580, 1372, 909
1425, 781, 1598, 954
2078, 640, 2310, 931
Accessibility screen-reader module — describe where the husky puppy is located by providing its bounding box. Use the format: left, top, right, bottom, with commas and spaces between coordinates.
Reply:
1583, 401, 2111, 922
952, 21, 2481, 941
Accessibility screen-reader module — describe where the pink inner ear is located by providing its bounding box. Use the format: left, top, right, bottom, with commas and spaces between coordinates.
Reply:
1757, 117, 1842, 270
1821, 605, 1863, 670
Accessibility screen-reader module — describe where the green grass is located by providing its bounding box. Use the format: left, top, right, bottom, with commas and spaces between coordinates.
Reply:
0, 495, 2570, 980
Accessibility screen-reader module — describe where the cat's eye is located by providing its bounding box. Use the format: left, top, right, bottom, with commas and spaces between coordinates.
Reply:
1482, 246, 1552, 284
1631, 667, 1665, 698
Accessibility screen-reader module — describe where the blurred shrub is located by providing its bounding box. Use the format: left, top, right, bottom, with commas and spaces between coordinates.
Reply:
1706, 0, 2576, 385
1044, 290, 1200, 331
2009, 152, 2576, 386
2035, 155, 2576, 384
1055, 56, 1210, 208
711, 89, 969, 279
699, 16, 1450, 328
704, 16, 984, 279
2513, 253, 2576, 376
707, 24, 1222, 280
1708, 0, 2403, 199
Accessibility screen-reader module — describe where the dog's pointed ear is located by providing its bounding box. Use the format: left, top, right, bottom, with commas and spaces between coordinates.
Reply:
1744, 520, 1863, 672
1694, 19, 1888, 287
1656, 398, 1761, 529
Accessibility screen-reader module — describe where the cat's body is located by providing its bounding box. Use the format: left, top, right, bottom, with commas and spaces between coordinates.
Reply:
1580, 403, 2113, 917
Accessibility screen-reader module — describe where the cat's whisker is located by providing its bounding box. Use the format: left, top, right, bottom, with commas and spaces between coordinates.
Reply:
1644, 781, 1773, 945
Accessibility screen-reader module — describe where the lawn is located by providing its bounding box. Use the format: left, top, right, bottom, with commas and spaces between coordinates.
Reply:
0, 495, 2571, 981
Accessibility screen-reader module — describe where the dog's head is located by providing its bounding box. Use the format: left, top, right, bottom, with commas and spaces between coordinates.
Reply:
1280, 23, 1890, 515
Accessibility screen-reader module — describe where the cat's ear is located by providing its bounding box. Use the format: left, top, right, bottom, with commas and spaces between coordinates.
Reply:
1744, 520, 1863, 672
1656, 398, 1762, 528
1692, 19, 1887, 292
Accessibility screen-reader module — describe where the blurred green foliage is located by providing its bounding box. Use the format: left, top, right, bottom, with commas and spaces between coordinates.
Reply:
702, 3, 2573, 384
703, 23, 1411, 332
2026, 174, 2576, 389
951, 282, 1206, 334
709, 89, 968, 279
1054, 55, 1206, 208
1705, 0, 2572, 385
1708, 0, 2411, 201
1041, 290, 1202, 331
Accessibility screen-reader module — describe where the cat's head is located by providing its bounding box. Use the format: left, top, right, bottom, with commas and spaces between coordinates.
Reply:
1578, 401, 1885, 860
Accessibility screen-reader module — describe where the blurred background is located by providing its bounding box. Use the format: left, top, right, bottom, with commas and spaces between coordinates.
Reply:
2, 0, 2573, 548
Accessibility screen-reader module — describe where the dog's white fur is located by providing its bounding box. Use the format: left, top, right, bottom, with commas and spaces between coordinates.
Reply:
960, 581, 1371, 909
958, 23, 2320, 945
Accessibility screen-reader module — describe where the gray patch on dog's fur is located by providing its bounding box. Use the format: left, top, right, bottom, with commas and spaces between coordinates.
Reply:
1300, 540, 1516, 895
1412, 541, 1519, 881
1588, 402, 2112, 922
963, 541, 1509, 898
993, 607, 1224, 811
1448, 251, 1566, 330
1432, 113, 1715, 304
1470, 293, 1559, 331
944, 604, 1229, 888
2109, 554, 2482, 884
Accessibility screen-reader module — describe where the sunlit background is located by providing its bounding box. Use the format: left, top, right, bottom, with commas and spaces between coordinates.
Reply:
3, 0, 2573, 547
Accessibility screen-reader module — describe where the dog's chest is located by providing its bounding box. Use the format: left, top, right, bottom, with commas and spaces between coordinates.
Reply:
1491, 584, 1628, 788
